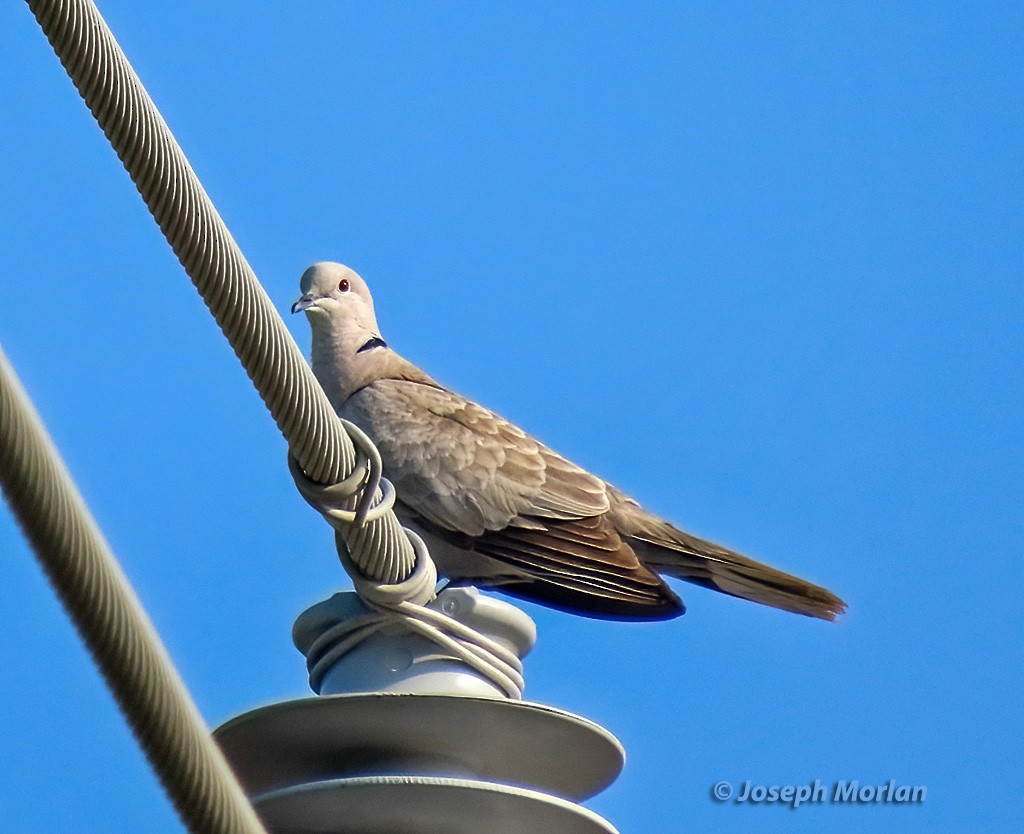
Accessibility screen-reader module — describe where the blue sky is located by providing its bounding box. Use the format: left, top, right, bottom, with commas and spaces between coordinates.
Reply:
1, 2, 1021, 831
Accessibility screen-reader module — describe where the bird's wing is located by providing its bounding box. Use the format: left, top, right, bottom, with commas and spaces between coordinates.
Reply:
342, 379, 682, 619
342, 378, 609, 534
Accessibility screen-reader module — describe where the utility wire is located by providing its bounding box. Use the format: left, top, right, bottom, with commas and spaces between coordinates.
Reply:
0, 345, 268, 834
24, 0, 416, 586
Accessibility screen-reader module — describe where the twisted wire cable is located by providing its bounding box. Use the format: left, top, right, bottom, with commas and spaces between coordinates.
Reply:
25, 0, 416, 586
0, 345, 267, 834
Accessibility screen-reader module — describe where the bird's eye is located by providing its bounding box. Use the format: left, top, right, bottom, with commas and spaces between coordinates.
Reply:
338, 279, 350, 293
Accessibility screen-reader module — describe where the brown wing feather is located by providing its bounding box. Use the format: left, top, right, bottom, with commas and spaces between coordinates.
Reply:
415, 511, 684, 619
341, 379, 683, 618
342, 380, 608, 532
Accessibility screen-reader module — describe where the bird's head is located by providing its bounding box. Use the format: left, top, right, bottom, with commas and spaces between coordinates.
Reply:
292, 262, 395, 406
292, 262, 387, 352
293, 261, 375, 320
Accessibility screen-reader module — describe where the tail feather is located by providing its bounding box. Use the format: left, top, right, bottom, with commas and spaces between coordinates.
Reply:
635, 534, 846, 621
605, 484, 846, 621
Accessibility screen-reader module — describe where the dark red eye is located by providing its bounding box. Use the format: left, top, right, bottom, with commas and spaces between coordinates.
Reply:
338, 279, 350, 293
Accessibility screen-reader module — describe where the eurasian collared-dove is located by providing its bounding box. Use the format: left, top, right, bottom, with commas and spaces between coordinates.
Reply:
293, 262, 845, 622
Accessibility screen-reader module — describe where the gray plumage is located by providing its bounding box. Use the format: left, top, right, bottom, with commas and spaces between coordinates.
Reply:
293, 262, 845, 622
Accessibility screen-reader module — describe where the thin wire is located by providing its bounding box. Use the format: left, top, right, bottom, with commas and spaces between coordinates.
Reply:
0, 345, 268, 834
24, 0, 416, 586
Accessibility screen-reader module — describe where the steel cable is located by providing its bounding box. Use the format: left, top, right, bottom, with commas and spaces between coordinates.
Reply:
25, 0, 416, 585
0, 345, 268, 834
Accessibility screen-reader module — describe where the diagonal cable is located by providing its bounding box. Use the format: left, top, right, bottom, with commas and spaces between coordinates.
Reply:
0, 344, 267, 834
24, 0, 416, 586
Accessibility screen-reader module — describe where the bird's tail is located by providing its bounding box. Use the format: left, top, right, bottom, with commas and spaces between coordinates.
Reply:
626, 523, 846, 621
605, 485, 845, 620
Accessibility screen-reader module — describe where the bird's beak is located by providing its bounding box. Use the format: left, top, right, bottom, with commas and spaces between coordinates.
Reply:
291, 293, 316, 314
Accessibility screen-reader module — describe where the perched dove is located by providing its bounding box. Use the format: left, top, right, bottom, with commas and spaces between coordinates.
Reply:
293, 262, 846, 622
